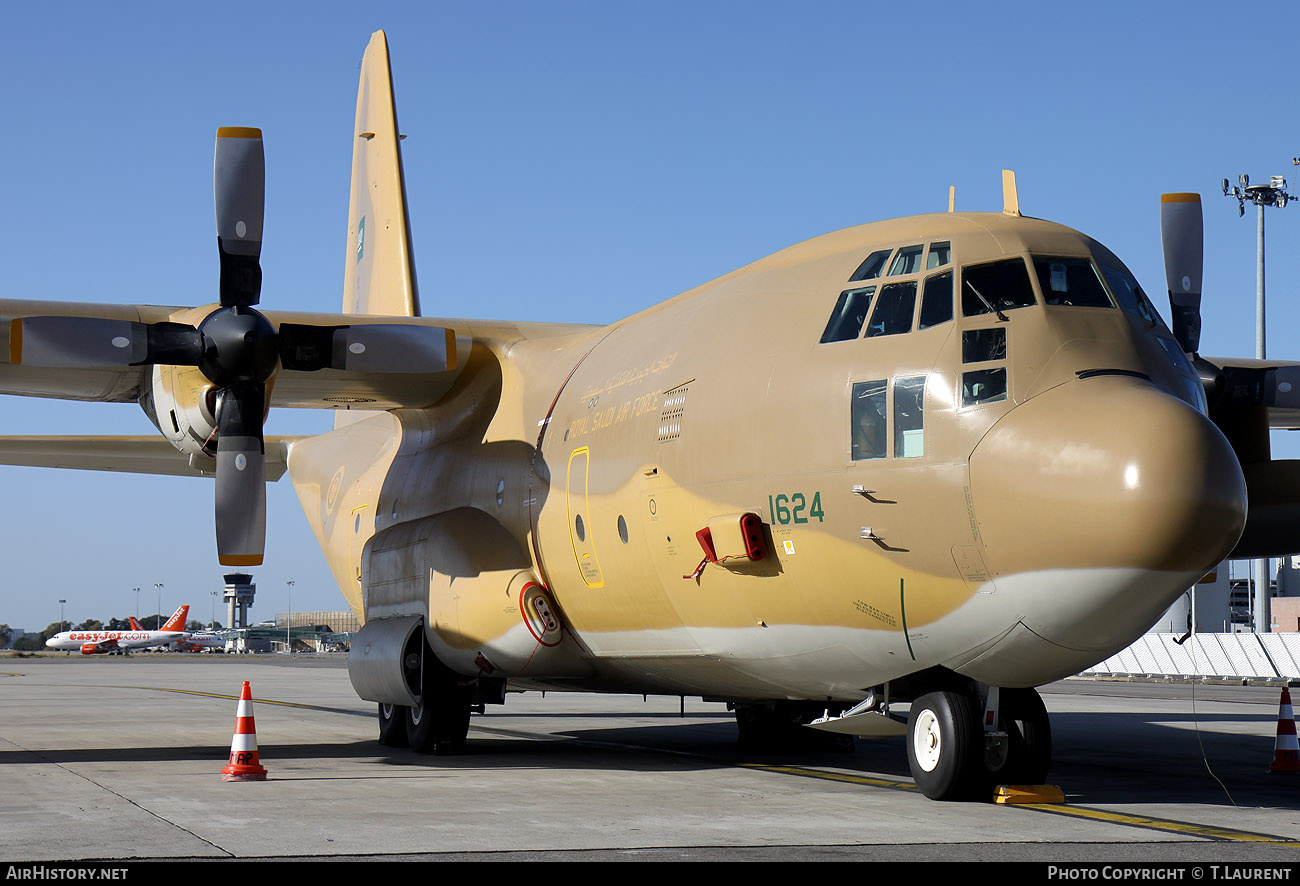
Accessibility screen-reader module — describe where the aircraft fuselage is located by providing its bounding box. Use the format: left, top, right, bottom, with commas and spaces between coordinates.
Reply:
289, 211, 1247, 703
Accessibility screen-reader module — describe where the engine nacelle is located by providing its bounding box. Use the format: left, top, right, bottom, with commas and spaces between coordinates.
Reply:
80, 643, 108, 655
138, 365, 219, 473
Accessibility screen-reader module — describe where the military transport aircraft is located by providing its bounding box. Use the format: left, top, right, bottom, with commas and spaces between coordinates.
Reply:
2, 31, 1297, 800
46, 605, 191, 654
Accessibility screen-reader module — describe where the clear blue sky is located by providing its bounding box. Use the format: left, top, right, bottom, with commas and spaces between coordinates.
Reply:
1, 1, 1297, 631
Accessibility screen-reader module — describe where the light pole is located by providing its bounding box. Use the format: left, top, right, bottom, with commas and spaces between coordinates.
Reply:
1224, 172, 1296, 634
210, 590, 219, 628
132, 587, 140, 621
285, 580, 295, 653
58, 599, 66, 631
154, 583, 164, 628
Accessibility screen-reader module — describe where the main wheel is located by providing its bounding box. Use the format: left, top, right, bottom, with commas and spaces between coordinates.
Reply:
982, 687, 1051, 787
405, 684, 473, 754
907, 690, 982, 801
377, 702, 409, 747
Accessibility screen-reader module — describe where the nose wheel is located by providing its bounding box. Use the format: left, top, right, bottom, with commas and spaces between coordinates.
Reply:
906, 686, 1051, 800
907, 691, 981, 800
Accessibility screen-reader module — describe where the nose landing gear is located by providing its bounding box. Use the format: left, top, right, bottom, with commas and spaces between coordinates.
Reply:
906, 686, 1051, 801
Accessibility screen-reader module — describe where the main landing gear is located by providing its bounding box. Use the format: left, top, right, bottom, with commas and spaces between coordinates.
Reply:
376, 649, 475, 756
906, 686, 1051, 801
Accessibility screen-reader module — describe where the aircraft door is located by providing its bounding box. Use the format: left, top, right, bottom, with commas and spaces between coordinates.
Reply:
566, 447, 605, 587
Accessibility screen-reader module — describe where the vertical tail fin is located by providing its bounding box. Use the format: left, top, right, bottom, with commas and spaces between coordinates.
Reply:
162, 605, 190, 632
343, 30, 420, 318
128, 616, 144, 631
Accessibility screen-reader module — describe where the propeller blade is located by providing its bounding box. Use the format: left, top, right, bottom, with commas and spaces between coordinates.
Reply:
1160, 192, 1204, 354
214, 127, 265, 308
278, 323, 456, 373
11, 317, 148, 367
11, 317, 205, 369
213, 382, 267, 566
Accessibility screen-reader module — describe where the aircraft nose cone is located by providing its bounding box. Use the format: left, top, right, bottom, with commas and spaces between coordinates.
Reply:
968, 376, 1246, 651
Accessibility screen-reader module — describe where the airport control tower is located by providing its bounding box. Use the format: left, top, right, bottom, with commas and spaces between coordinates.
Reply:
223, 573, 256, 629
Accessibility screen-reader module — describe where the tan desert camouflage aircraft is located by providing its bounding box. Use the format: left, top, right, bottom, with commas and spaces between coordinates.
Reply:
2, 31, 1296, 800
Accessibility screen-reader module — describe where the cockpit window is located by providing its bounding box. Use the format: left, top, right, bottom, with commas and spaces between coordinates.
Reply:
961, 258, 1036, 317
927, 241, 951, 269
849, 249, 892, 282
918, 270, 953, 329
962, 367, 1008, 406
1033, 257, 1114, 307
887, 245, 924, 276
820, 287, 875, 343
1101, 263, 1168, 330
865, 281, 917, 337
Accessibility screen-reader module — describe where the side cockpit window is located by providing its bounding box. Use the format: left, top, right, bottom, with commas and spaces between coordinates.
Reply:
1033, 257, 1114, 307
1101, 264, 1167, 330
820, 286, 876, 343
961, 258, 1036, 317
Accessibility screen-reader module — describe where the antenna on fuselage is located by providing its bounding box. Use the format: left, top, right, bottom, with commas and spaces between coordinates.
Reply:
1002, 169, 1021, 216
948, 185, 955, 213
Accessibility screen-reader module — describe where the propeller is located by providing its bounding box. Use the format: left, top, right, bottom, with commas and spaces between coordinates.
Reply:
1159, 191, 1300, 417
1160, 192, 1204, 355
11, 128, 454, 567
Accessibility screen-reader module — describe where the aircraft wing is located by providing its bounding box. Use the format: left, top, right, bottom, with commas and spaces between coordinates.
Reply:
1202, 356, 1300, 430
0, 299, 466, 410
0, 435, 294, 479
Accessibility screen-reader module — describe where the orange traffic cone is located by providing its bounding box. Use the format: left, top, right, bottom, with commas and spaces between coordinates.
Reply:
221, 681, 268, 782
1269, 687, 1300, 773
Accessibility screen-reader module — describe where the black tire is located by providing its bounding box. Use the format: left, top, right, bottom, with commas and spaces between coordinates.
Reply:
405, 699, 437, 752
377, 703, 409, 748
982, 688, 1051, 787
907, 690, 983, 801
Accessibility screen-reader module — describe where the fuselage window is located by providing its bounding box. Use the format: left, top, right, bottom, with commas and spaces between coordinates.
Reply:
962, 367, 1008, 406
962, 327, 1006, 363
865, 281, 918, 337
888, 245, 924, 276
851, 380, 887, 460
1033, 257, 1114, 307
849, 249, 892, 282
927, 241, 951, 269
893, 376, 926, 457
820, 286, 875, 343
961, 258, 1036, 317
918, 270, 953, 329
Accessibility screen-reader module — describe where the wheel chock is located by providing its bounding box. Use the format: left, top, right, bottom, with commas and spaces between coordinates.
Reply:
993, 784, 1065, 805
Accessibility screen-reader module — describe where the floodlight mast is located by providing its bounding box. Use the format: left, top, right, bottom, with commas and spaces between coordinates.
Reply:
1223, 171, 1296, 633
